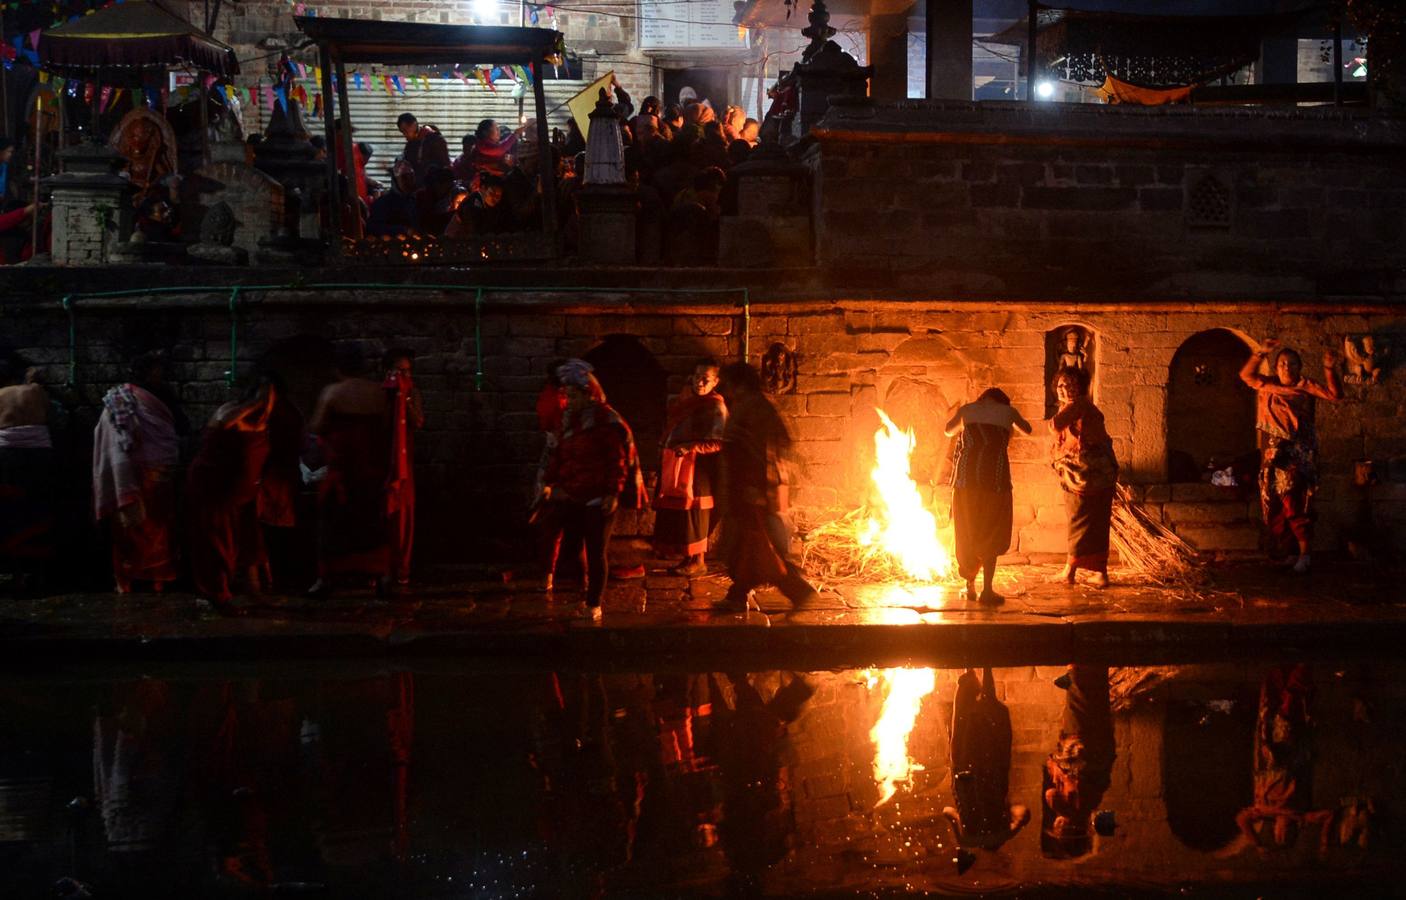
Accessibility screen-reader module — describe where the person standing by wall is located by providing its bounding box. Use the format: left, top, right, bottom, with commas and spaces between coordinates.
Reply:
383, 348, 424, 593
93, 353, 183, 593
539, 359, 639, 622
654, 358, 726, 575
944, 388, 1032, 605
1048, 367, 1118, 588
306, 348, 391, 597
1239, 339, 1342, 574
0, 355, 56, 592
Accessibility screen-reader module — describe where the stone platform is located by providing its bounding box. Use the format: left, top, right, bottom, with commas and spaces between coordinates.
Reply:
2, 561, 1403, 671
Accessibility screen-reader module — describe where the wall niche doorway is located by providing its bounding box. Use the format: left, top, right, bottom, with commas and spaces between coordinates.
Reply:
1166, 329, 1257, 483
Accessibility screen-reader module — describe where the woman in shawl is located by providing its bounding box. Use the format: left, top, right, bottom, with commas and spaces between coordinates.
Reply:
540, 359, 641, 622
944, 388, 1032, 604
1048, 367, 1118, 588
93, 353, 182, 593
1239, 340, 1341, 574
1041, 665, 1115, 859
654, 358, 727, 575
185, 380, 279, 609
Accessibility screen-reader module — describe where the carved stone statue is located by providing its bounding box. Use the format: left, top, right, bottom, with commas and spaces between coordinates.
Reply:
1343, 335, 1388, 385
762, 342, 798, 395
1058, 328, 1088, 372
108, 108, 178, 204
187, 201, 248, 265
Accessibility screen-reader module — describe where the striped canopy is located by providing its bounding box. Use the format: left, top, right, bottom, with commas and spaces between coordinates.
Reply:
40, 1, 239, 79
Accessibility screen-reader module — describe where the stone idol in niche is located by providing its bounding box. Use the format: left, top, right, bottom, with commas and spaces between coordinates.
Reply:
1057, 327, 1090, 372
187, 201, 249, 265
762, 342, 798, 395
1343, 335, 1389, 385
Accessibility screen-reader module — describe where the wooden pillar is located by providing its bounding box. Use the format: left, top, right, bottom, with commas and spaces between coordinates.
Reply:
318, 45, 342, 246
532, 57, 557, 243
336, 55, 358, 241
924, 0, 972, 101
1025, 0, 1037, 101
1332, 19, 1343, 106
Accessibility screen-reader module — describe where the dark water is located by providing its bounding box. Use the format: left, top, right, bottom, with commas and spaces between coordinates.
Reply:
1, 659, 1401, 898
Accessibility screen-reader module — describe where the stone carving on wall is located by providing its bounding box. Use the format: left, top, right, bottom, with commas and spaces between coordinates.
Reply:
1044, 326, 1095, 418
762, 342, 798, 395
1343, 335, 1389, 385
187, 201, 249, 265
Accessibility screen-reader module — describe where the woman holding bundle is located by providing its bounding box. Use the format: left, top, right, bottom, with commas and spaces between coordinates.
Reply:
1048, 367, 1118, 588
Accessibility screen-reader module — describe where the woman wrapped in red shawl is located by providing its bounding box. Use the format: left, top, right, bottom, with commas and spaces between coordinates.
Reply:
1239, 340, 1342, 575
306, 349, 391, 597
382, 348, 425, 591
539, 358, 641, 622
1048, 367, 1118, 588
185, 380, 280, 609
93, 354, 183, 593
1041, 665, 1114, 859
654, 358, 726, 575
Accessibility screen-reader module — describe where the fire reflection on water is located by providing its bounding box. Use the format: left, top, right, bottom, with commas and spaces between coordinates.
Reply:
867, 667, 938, 807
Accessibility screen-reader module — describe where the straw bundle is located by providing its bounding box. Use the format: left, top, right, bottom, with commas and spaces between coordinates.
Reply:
799, 509, 954, 584
1110, 485, 1205, 587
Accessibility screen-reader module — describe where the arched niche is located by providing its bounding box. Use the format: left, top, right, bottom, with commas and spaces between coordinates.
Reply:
1044, 324, 1096, 419
259, 334, 338, 420
1162, 697, 1255, 851
583, 334, 668, 474
880, 377, 953, 492
1166, 329, 1257, 483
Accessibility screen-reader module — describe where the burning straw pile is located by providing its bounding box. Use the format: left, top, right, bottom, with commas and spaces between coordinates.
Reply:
800, 509, 953, 584
1110, 485, 1205, 588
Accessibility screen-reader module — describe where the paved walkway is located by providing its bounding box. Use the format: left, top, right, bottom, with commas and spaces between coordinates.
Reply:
3, 560, 1404, 668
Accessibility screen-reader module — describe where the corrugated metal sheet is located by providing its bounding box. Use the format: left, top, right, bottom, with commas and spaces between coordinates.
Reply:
316, 77, 588, 181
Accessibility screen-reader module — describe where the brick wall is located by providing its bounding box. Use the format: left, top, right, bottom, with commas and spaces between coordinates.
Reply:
807, 101, 1406, 298
4, 291, 1404, 564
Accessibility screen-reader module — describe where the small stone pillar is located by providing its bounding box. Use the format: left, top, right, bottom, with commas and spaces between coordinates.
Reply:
44, 142, 134, 266
791, 0, 872, 141
578, 88, 637, 262
253, 100, 325, 248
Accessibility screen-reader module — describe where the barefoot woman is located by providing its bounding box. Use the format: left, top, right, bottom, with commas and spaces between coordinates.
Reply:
1048, 367, 1118, 588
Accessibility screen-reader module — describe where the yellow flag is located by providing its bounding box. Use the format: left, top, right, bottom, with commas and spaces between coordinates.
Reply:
567, 70, 614, 141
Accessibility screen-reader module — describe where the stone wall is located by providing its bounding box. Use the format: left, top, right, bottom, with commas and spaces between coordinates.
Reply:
4, 290, 1404, 565
807, 101, 1406, 298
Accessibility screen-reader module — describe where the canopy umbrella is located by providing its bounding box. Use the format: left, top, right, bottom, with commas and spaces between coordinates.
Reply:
38, 0, 239, 83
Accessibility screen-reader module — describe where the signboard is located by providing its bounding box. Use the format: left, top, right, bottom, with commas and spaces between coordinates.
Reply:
638, 0, 748, 50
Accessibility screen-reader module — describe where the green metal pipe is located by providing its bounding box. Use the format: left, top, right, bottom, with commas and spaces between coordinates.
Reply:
54, 281, 754, 391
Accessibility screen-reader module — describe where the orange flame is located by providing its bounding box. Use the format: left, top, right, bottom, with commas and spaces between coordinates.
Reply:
858, 409, 953, 582
868, 667, 937, 806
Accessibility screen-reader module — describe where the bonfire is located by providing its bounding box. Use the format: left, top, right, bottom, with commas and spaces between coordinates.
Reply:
802, 409, 955, 584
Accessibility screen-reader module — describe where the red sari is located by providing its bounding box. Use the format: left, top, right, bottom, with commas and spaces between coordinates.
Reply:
186, 393, 276, 602
653, 392, 726, 558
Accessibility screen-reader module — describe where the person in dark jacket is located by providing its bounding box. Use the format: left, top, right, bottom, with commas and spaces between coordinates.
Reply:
396, 113, 451, 188
539, 359, 640, 622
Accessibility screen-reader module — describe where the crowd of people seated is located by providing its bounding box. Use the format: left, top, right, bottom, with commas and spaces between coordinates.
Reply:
336, 84, 763, 264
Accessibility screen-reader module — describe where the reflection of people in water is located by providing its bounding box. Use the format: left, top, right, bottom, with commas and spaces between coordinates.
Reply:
537, 673, 643, 899
943, 668, 1029, 857
1042, 665, 1115, 858
711, 672, 813, 895
1229, 664, 1334, 854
